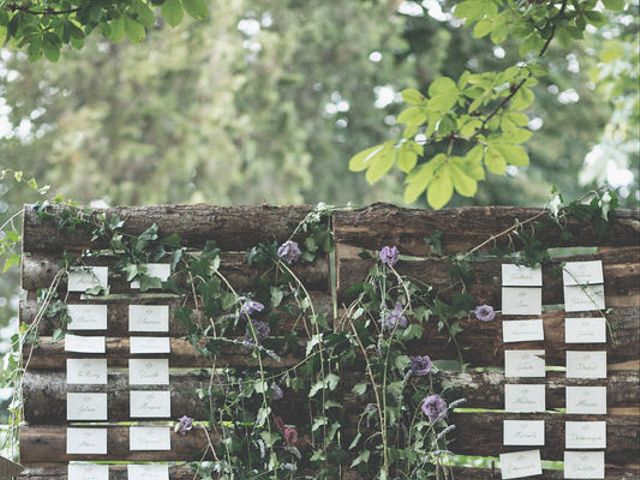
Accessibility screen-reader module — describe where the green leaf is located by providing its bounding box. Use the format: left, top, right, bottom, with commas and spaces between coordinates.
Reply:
396, 145, 418, 173
352, 382, 367, 396
365, 146, 394, 184
428, 77, 459, 112
510, 87, 534, 110
124, 17, 146, 43
485, 146, 507, 174
602, 0, 625, 10
450, 161, 477, 197
109, 17, 126, 42
397, 106, 427, 126
182, 0, 208, 19
473, 18, 494, 38
584, 11, 606, 26
403, 154, 446, 203
499, 127, 532, 143
43, 41, 60, 62
162, 0, 184, 27
401, 88, 425, 105
495, 144, 529, 166
134, 2, 156, 27
348, 144, 385, 172
427, 165, 453, 209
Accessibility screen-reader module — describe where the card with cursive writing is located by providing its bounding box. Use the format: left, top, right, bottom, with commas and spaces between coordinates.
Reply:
67, 304, 108, 331
499, 449, 542, 479
566, 386, 607, 415
503, 420, 545, 446
129, 359, 169, 385
565, 317, 606, 344
504, 384, 546, 413
563, 285, 605, 313
562, 261, 604, 286
129, 426, 171, 451
130, 337, 171, 354
66, 428, 108, 454
67, 359, 108, 385
65, 334, 106, 354
127, 464, 170, 480
68, 463, 109, 480
502, 264, 543, 287
566, 351, 607, 379
128, 305, 169, 332
502, 287, 542, 315
564, 451, 605, 479
565, 421, 606, 449
504, 350, 546, 378
67, 393, 108, 421
131, 263, 171, 289
129, 390, 171, 418
502, 319, 544, 343
68, 267, 109, 293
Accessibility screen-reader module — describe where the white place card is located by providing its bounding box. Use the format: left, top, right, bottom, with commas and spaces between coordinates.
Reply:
129, 426, 171, 451
565, 317, 606, 344
131, 263, 171, 289
129, 359, 169, 385
65, 334, 106, 354
67, 393, 108, 421
67, 359, 108, 385
564, 451, 605, 479
130, 390, 171, 418
128, 305, 169, 332
66, 428, 107, 454
562, 261, 604, 286
504, 384, 546, 413
68, 464, 109, 480
566, 421, 606, 449
566, 351, 607, 379
130, 337, 171, 354
564, 285, 605, 312
503, 320, 544, 343
505, 350, 545, 378
68, 267, 109, 292
67, 304, 108, 330
502, 264, 543, 286
127, 464, 170, 480
502, 287, 542, 315
503, 420, 545, 446
566, 386, 607, 415
499, 449, 542, 479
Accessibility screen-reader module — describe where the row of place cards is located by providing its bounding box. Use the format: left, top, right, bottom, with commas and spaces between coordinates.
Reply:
67, 426, 171, 453
67, 358, 170, 385
68, 264, 171, 292
70, 464, 170, 480
500, 450, 605, 479
66, 304, 170, 332
67, 391, 172, 420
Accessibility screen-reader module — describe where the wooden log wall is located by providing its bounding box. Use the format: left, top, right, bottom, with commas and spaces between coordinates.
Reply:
18, 203, 640, 478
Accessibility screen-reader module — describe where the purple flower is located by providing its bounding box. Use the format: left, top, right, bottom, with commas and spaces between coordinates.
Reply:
241, 300, 265, 317
421, 395, 448, 423
177, 415, 193, 435
271, 383, 284, 401
381, 302, 408, 330
410, 355, 432, 376
473, 304, 496, 322
245, 319, 270, 345
277, 240, 302, 265
379, 246, 400, 267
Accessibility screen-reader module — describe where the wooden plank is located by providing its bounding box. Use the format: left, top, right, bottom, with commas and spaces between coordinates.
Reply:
333, 204, 640, 256
23, 370, 640, 424
23, 204, 319, 253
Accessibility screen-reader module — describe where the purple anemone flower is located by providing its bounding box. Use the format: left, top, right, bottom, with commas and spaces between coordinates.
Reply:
245, 319, 270, 345
177, 415, 193, 435
277, 240, 302, 265
381, 302, 408, 330
473, 304, 496, 322
241, 300, 265, 317
379, 246, 399, 267
421, 395, 448, 423
410, 355, 433, 376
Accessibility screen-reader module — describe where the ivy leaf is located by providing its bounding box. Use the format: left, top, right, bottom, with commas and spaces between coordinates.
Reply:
182, 0, 209, 19
427, 165, 453, 209
162, 0, 184, 27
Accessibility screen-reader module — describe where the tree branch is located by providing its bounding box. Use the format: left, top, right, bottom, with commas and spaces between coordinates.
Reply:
7, 3, 81, 15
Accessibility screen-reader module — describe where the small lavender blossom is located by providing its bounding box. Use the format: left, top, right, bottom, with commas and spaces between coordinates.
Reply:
245, 319, 270, 345
421, 394, 448, 423
241, 299, 265, 317
177, 415, 193, 435
473, 304, 496, 322
410, 355, 433, 376
277, 240, 302, 265
381, 302, 408, 330
271, 383, 284, 401
379, 246, 399, 267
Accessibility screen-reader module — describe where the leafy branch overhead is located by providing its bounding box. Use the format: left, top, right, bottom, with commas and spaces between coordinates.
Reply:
349, 0, 627, 209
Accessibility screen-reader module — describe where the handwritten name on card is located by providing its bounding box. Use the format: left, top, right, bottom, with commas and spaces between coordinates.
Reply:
563, 285, 605, 312
566, 421, 606, 449
128, 305, 169, 332
131, 263, 171, 289
504, 384, 546, 413
129, 359, 169, 385
564, 451, 605, 479
127, 465, 170, 480
67, 393, 108, 421
565, 317, 606, 344
562, 261, 604, 286
502, 264, 543, 286
130, 337, 171, 354
499, 449, 542, 479
503, 420, 545, 446
566, 386, 607, 415
68, 464, 109, 480
68, 267, 109, 292
566, 351, 607, 379
502, 287, 542, 316
66, 428, 107, 455
129, 426, 171, 451
65, 334, 106, 354
505, 350, 545, 378
130, 390, 171, 418
67, 359, 107, 385
502, 320, 544, 343
67, 304, 108, 330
